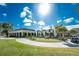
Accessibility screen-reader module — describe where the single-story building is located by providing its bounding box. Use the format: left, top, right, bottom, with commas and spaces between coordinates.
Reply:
8, 28, 37, 37
8, 28, 57, 38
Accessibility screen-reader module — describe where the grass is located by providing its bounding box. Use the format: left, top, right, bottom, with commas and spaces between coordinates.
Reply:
31, 37, 63, 42
0, 39, 79, 56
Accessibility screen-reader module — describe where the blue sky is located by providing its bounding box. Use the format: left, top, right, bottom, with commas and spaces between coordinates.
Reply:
0, 3, 79, 30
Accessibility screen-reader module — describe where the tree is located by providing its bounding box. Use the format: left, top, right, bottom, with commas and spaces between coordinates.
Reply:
2, 23, 12, 37
49, 26, 54, 38
0, 23, 3, 36
0, 23, 2, 30
55, 25, 68, 38
69, 28, 77, 36
2, 23, 11, 30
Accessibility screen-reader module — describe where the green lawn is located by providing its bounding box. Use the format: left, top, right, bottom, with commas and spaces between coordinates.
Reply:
31, 38, 63, 42
0, 39, 79, 56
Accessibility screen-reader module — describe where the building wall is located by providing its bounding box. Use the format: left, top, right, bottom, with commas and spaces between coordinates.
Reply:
8, 28, 57, 38
9, 29, 36, 37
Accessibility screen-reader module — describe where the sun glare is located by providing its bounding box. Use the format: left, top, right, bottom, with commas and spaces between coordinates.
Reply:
38, 3, 51, 16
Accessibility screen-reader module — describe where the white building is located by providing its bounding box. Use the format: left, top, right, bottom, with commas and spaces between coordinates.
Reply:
42, 25, 57, 37
9, 28, 37, 37
8, 27, 57, 38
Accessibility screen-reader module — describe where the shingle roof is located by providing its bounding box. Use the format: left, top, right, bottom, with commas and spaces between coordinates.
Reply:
14, 28, 35, 31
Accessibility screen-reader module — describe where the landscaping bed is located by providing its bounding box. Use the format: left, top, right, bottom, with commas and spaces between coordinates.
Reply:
31, 37, 63, 42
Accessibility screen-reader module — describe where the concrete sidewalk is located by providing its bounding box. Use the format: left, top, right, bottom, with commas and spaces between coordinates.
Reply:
1, 37, 79, 48
16, 38, 69, 48
0, 37, 15, 39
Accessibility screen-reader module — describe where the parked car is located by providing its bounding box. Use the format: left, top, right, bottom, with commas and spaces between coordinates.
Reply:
71, 35, 79, 44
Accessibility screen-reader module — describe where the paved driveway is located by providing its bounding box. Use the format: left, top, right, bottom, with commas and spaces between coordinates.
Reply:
0, 37, 79, 48
16, 38, 69, 48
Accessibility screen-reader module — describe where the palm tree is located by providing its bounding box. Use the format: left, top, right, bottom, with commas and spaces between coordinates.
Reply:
49, 26, 54, 38
55, 25, 68, 38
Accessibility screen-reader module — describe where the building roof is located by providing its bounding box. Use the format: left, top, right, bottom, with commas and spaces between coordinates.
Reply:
14, 28, 35, 31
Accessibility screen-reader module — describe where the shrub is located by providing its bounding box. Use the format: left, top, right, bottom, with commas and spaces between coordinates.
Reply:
31, 37, 36, 40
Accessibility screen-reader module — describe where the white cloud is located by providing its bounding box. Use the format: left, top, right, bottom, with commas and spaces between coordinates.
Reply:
28, 15, 32, 19
0, 3, 7, 6
23, 6, 32, 15
42, 26, 50, 30
24, 23, 31, 26
57, 20, 62, 23
26, 10, 32, 15
33, 21, 37, 24
64, 17, 74, 23
23, 18, 32, 23
65, 24, 79, 30
42, 25, 55, 30
20, 6, 32, 18
20, 6, 33, 27
20, 11, 26, 18
23, 7, 29, 12
2, 13, 7, 16
38, 21, 45, 26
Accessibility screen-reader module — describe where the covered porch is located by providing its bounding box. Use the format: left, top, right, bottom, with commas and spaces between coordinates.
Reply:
9, 30, 36, 37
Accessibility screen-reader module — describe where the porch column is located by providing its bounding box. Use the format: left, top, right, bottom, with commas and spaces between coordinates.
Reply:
20, 32, 21, 37
36, 32, 37, 37
18, 32, 20, 37
21, 32, 23, 37
17, 33, 19, 37
31, 33, 32, 37
16, 33, 17, 37
27, 32, 28, 37
40, 32, 41, 37
15, 33, 17, 37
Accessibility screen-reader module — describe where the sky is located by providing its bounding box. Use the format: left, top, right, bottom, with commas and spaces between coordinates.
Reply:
0, 3, 79, 30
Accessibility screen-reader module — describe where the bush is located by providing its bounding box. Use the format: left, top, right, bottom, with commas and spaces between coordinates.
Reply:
31, 37, 36, 40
